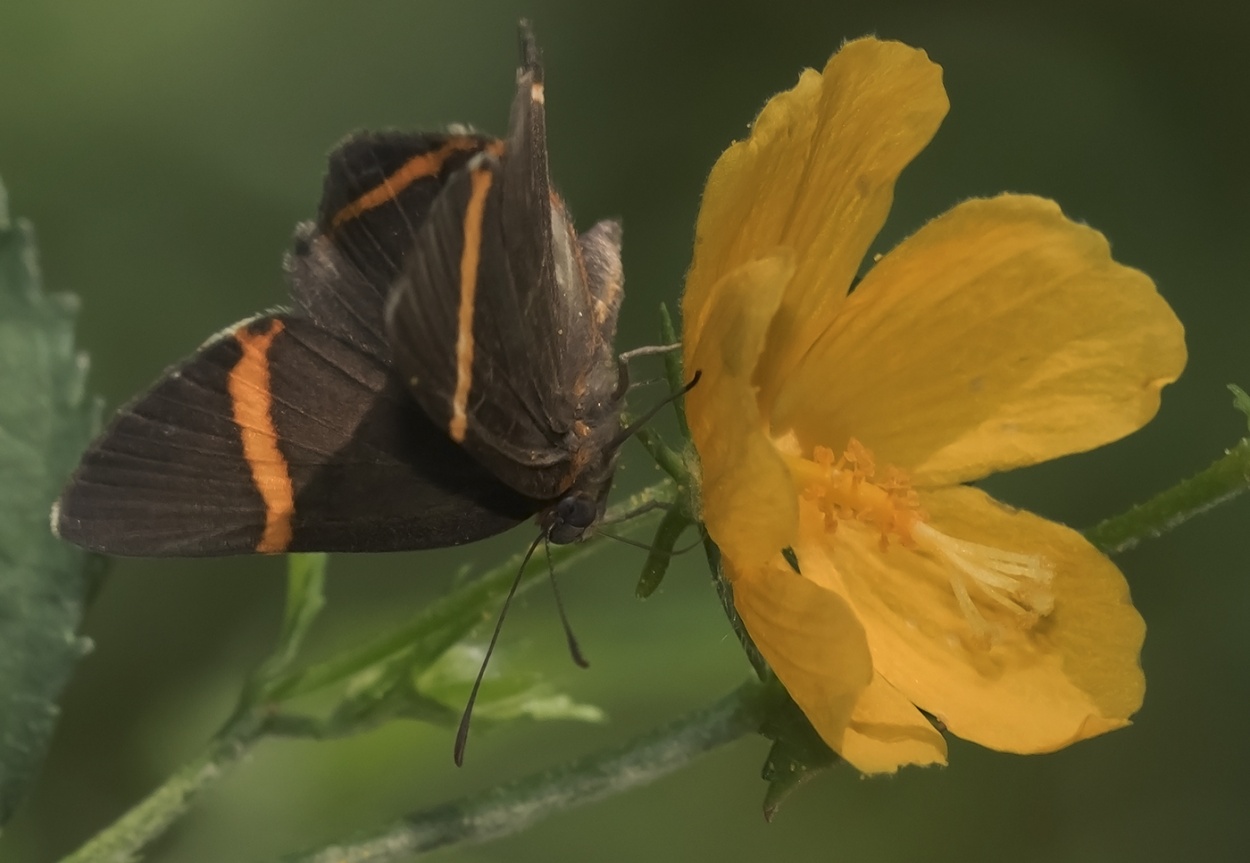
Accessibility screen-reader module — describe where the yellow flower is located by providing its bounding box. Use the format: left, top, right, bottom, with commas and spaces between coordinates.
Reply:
681, 38, 1186, 774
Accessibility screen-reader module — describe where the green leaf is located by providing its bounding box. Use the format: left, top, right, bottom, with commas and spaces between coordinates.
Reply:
418, 644, 605, 724
275, 554, 328, 663
327, 649, 451, 732
249, 553, 328, 696
0, 177, 99, 828
1229, 384, 1250, 430
635, 506, 693, 598
473, 688, 605, 724
269, 632, 605, 740
235, 553, 329, 720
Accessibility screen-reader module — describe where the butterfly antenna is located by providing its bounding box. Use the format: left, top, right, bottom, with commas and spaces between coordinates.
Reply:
454, 531, 544, 766
608, 370, 702, 451
544, 536, 589, 668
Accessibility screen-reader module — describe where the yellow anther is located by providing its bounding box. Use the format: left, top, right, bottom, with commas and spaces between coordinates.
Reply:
784, 437, 1055, 643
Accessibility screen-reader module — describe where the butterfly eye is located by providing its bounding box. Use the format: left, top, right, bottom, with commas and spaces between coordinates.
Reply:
547, 493, 596, 544
559, 494, 595, 527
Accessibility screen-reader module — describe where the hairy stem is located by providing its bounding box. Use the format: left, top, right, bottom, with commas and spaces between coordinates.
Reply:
1085, 437, 1250, 554
281, 681, 772, 863
59, 732, 256, 863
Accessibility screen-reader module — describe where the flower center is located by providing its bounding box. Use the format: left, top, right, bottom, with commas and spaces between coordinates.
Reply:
786, 439, 1055, 642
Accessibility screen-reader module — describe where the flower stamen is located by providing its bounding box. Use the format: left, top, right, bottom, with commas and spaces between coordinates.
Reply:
796, 440, 922, 549
787, 438, 1056, 642
911, 521, 1055, 639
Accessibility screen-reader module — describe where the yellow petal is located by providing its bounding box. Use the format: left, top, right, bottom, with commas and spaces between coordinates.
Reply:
683, 38, 949, 396
840, 673, 948, 774
825, 485, 1144, 753
727, 550, 874, 757
772, 195, 1187, 486
685, 256, 798, 567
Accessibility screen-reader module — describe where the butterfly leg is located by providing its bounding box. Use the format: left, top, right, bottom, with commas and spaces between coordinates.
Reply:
613, 342, 681, 398
599, 498, 673, 528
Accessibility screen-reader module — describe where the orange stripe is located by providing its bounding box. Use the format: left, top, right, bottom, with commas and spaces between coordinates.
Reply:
450, 167, 494, 443
329, 137, 505, 229
228, 319, 294, 553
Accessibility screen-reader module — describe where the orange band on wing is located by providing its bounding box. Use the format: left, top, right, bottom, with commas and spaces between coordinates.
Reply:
329, 137, 505, 229
228, 319, 295, 553
450, 167, 494, 442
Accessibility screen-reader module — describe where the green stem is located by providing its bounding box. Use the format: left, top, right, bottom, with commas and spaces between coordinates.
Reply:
59, 732, 257, 863
56, 485, 674, 862
633, 427, 687, 485
280, 681, 772, 863
658, 303, 692, 438
1085, 437, 1250, 555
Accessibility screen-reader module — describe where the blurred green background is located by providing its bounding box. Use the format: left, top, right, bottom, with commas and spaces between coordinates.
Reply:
2, 0, 1247, 860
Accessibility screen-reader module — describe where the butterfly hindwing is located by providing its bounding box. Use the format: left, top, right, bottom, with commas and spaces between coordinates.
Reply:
267, 317, 542, 550
286, 132, 502, 360
54, 322, 273, 555
317, 131, 501, 294
55, 315, 542, 556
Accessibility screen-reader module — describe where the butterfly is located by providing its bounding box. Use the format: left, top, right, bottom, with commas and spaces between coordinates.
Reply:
53, 22, 628, 558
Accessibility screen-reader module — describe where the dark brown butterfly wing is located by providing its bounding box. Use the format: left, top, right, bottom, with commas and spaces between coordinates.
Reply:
54, 314, 542, 556
385, 26, 625, 503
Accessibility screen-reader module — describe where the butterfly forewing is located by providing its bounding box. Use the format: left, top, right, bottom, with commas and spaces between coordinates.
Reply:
385, 28, 624, 505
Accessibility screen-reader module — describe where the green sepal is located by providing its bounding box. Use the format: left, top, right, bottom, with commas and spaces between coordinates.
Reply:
701, 536, 770, 681
636, 506, 694, 598
758, 684, 840, 822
